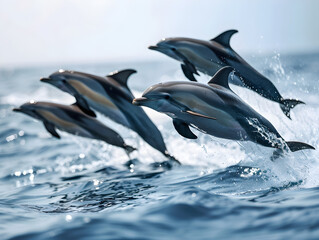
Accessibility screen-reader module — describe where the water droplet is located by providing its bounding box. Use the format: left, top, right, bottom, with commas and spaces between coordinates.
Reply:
65, 215, 72, 222
6, 134, 17, 142
93, 179, 100, 186
29, 174, 34, 181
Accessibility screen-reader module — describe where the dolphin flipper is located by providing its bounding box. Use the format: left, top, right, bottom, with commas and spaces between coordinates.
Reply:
181, 64, 198, 82
62, 80, 96, 117
184, 59, 199, 75
280, 99, 305, 119
43, 122, 60, 139
211, 29, 238, 48
73, 94, 97, 117
286, 141, 315, 152
174, 49, 199, 82
173, 119, 197, 139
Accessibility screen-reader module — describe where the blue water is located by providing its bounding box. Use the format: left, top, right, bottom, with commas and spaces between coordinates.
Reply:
1, 53, 319, 239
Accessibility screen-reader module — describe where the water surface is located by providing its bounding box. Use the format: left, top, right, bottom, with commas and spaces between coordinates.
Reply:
1, 54, 319, 239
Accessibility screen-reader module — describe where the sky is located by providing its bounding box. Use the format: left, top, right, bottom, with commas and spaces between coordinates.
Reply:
0, 0, 319, 67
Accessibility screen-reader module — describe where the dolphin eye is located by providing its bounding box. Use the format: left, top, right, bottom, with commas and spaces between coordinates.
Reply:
164, 95, 170, 99
171, 47, 177, 52
62, 79, 67, 83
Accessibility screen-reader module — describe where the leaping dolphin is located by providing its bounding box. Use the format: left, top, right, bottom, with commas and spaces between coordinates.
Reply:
149, 30, 304, 119
133, 67, 314, 154
41, 69, 179, 163
13, 101, 136, 154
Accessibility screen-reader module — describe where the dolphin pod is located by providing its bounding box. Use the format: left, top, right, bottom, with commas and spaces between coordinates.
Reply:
40, 69, 179, 163
12, 29, 315, 165
133, 67, 314, 153
13, 101, 136, 154
149, 30, 304, 119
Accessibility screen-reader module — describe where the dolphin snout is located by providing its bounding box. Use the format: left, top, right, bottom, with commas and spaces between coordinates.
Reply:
148, 45, 158, 50
132, 97, 148, 106
40, 77, 51, 83
12, 107, 22, 112
13, 107, 29, 114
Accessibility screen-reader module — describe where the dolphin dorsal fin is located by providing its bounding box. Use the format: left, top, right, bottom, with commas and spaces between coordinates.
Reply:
207, 66, 234, 89
210, 30, 238, 48
106, 69, 137, 88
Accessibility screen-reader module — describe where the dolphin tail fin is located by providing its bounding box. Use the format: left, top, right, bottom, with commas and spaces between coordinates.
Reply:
279, 99, 305, 119
164, 151, 181, 165
286, 141, 315, 152
124, 144, 137, 154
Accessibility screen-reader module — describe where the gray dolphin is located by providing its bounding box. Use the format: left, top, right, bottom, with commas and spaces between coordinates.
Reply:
40, 70, 178, 162
149, 30, 304, 119
13, 101, 136, 154
133, 67, 314, 153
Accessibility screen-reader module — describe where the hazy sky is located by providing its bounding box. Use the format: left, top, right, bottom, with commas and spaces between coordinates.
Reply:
0, 0, 319, 67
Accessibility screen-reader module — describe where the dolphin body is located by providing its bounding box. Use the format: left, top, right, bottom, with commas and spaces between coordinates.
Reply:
149, 30, 304, 119
133, 67, 314, 153
41, 69, 178, 162
13, 101, 136, 154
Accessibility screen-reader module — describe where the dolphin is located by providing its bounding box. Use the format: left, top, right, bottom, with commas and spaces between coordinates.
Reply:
13, 101, 136, 154
40, 69, 178, 163
149, 30, 304, 119
133, 67, 314, 153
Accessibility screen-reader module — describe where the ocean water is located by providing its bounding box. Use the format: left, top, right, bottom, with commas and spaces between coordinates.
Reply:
1, 53, 319, 240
